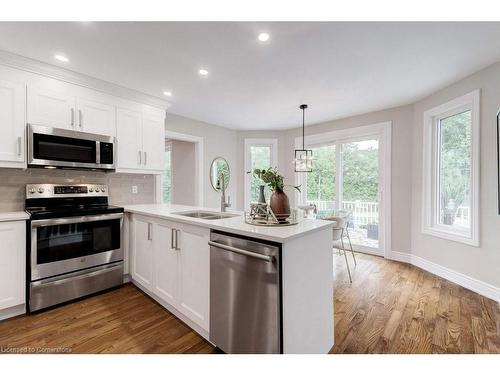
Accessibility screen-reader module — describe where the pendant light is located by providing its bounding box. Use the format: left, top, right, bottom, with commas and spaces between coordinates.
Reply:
293, 104, 313, 172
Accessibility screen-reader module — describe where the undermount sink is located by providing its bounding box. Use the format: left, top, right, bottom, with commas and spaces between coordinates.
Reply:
173, 210, 240, 220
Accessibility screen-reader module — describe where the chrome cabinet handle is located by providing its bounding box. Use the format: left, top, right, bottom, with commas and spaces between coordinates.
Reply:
147, 223, 152, 241
79, 109, 83, 129
71, 108, 75, 128
171, 228, 175, 249
138, 150, 142, 165
17, 136, 22, 157
208, 241, 273, 262
144, 151, 147, 165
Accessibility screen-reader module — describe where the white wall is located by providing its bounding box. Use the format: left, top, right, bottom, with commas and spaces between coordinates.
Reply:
171, 140, 196, 205
411, 60, 500, 290
165, 113, 239, 209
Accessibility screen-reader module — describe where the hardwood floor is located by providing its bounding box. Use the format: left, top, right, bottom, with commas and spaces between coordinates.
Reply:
0, 284, 216, 354
331, 252, 500, 354
0, 253, 498, 354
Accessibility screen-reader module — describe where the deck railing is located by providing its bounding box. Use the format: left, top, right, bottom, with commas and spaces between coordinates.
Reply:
309, 200, 470, 227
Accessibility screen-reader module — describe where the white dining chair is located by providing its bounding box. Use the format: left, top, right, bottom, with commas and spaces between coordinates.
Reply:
325, 216, 353, 283
336, 210, 357, 266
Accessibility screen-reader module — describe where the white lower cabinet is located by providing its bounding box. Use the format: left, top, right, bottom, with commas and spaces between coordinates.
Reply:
0, 221, 26, 311
176, 226, 210, 330
130, 215, 210, 333
153, 222, 177, 305
132, 217, 154, 291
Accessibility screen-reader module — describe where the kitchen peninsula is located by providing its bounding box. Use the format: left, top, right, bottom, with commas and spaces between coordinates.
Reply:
123, 204, 334, 354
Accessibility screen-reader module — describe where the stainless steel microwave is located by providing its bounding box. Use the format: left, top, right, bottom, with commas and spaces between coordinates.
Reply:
28, 124, 115, 171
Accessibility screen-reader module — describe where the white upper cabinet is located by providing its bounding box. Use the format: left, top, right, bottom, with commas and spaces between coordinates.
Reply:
0, 64, 167, 172
116, 107, 143, 169
0, 220, 26, 311
116, 106, 165, 174
0, 78, 26, 167
142, 109, 165, 172
27, 79, 117, 136
27, 84, 76, 130
76, 96, 116, 137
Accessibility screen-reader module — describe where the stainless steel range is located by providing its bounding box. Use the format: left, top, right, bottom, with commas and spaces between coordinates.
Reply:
25, 183, 124, 312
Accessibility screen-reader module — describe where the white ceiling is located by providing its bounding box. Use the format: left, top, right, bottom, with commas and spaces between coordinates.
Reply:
1, 22, 500, 130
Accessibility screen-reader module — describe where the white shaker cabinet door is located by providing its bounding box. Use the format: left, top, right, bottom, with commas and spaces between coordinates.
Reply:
141, 110, 165, 172
0, 79, 25, 166
116, 108, 142, 170
0, 221, 26, 310
176, 225, 210, 331
132, 217, 153, 291
77, 97, 116, 137
27, 85, 76, 130
152, 223, 178, 305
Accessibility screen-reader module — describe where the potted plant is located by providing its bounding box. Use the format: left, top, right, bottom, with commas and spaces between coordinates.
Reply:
252, 167, 301, 221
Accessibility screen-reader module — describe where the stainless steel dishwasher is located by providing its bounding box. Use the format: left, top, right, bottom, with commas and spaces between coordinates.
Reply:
209, 230, 281, 354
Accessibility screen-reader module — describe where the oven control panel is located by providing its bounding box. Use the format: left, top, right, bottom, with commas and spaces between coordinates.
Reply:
26, 184, 108, 198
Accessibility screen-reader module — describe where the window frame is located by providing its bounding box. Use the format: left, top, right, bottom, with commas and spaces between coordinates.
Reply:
422, 90, 480, 246
161, 140, 172, 204
244, 138, 278, 210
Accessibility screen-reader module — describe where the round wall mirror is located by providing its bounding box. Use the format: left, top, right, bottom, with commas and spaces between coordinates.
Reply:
210, 157, 230, 191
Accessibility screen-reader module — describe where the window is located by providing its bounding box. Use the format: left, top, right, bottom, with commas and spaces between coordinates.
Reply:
244, 139, 278, 209
162, 141, 172, 204
305, 144, 336, 216
422, 90, 480, 246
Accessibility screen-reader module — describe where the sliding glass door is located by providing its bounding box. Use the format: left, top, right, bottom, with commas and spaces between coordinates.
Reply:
300, 136, 383, 255
341, 139, 380, 250
306, 145, 337, 215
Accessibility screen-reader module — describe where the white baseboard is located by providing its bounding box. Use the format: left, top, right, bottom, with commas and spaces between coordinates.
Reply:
0, 304, 25, 321
389, 251, 412, 263
411, 255, 500, 304
387, 251, 499, 304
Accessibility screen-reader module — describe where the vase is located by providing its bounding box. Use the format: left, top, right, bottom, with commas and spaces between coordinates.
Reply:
269, 189, 291, 222
258, 185, 266, 204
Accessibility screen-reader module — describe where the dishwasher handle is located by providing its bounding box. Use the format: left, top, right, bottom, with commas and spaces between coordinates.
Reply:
208, 240, 274, 262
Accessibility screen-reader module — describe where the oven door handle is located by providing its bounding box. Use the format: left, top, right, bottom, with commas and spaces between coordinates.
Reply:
31, 262, 123, 287
31, 213, 123, 228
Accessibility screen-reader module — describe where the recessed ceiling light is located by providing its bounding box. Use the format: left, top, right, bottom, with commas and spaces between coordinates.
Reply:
198, 68, 209, 76
163, 91, 172, 97
258, 33, 270, 42
54, 54, 69, 62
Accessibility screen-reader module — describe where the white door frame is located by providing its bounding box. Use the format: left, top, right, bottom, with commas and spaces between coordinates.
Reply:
294, 122, 392, 258
244, 138, 279, 210
155, 130, 204, 206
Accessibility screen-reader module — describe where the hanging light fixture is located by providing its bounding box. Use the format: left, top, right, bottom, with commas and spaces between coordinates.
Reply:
293, 104, 313, 172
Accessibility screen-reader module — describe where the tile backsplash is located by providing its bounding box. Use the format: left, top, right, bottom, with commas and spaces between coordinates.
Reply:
0, 168, 156, 212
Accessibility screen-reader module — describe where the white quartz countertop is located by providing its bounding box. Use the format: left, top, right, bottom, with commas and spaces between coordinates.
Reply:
124, 204, 333, 243
0, 211, 29, 222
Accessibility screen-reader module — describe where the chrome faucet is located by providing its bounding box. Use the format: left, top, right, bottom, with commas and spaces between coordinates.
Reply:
218, 172, 231, 212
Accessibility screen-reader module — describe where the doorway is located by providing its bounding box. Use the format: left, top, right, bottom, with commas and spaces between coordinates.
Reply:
296, 122, 391, 257
155, 130, 204, 206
